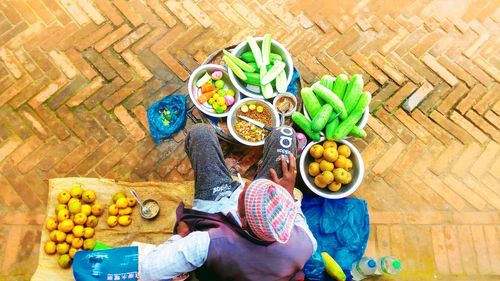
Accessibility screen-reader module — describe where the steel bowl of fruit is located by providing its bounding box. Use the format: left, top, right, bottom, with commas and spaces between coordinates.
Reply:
299, 138, 364, 199
188, 64, 241, 117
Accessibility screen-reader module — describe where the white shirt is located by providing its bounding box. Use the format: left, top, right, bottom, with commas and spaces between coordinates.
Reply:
139, 184, 317, 281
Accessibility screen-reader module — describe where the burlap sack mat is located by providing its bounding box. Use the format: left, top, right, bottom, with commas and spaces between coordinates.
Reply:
32, 177, 194, 281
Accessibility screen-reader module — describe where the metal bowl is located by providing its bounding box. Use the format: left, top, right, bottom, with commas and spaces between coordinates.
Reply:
188, 64, 241, 118
228, 37, 294, 100
140, 198, 160, 219
272, 93, 298, 117
299, 138, 364, 199
227, 98, 280, 146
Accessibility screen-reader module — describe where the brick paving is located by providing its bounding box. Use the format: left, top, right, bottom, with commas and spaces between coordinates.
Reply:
0, 0, 499, 280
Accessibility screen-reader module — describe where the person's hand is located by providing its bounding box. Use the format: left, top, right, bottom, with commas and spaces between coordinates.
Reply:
176, 221, 190, 237
269, 152, 297, 195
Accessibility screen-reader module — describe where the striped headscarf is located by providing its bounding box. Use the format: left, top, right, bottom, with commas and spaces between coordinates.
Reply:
244, 179, 298, 243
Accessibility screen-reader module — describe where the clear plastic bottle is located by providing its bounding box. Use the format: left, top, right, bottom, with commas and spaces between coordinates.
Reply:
351, 257, 377, 280
380, 256, 402, 274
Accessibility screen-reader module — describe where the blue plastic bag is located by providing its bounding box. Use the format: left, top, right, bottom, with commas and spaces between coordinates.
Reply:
302, 195, 370, 281
73, 246, 139, 281
147, 95, 187, 143
286, 68, 301, 96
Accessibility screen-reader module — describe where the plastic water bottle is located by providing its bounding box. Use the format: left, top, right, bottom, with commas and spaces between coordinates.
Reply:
351, 257, 377, 280
296, 133, 307, 154
380, 256, 402, 274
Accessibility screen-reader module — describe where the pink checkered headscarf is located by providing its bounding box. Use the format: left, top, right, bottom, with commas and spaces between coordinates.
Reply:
244, 179, 298, 243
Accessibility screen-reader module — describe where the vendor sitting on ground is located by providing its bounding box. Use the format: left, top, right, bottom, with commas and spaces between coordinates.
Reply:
139, 124, 317, 281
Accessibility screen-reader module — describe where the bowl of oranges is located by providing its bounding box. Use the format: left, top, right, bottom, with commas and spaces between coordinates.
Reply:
299, 138, 364, 199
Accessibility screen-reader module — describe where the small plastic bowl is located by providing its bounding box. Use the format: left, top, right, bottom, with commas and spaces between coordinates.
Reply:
273, 93, 297, 117
140, 199, 160, 219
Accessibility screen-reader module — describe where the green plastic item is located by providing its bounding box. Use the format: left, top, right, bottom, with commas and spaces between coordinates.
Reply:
93, 241, 112, 251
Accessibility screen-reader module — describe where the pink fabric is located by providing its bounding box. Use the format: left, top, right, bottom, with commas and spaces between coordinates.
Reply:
244, 179, 298, 243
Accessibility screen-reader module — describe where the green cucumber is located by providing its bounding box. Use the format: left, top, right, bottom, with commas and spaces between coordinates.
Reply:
349, 126, 367, 138
223, 56, 247, 81
320, 75, 335, 91
247, 62, 272, 72
333, 92, 372, 140
275, 69, 287, 93
261, 61, 286, 85
325, 118, 340, 140
312, 83, 348, 119
317, 96, 326, 105
332, 95, 368, 140
332, 109, 365, 140
240, 52, 255, 63
311, 104, 333, 132
260, 66, 274, 99
343, 74, 364, 114
353, 91, 371, 112
262, 34, 272, 66
332, 74, 348, 99
270, 53, 283, 61
301, 87, 321, 118
247, 36, 263, 67
222, 50, 255, 72
320, 75, 335, 110
243, 72, 260, 85
240, 52, 282, 63
291, 112, 321, 141
327, 110, 340, 123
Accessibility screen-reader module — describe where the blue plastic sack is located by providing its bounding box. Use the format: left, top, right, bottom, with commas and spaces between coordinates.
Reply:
147, 95, 187, 143
73, 246, 139, 281
302, 195, 370, 281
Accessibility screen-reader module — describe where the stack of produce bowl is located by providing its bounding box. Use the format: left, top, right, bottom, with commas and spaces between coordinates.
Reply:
188, 35, 292, 147
294, 73, 372, 198
187, 35, 369, 199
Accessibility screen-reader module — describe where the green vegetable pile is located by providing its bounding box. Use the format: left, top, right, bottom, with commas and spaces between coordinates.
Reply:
160, 108, 178, 126
292, 74, 371, 141
223, 34, 287, 99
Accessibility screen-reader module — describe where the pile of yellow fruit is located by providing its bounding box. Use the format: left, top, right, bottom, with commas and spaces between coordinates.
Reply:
44, 185, 104, 269
308, 141, 353, 192
106, 192, 136, 227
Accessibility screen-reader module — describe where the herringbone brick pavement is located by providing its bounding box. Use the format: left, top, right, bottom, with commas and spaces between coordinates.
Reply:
0, 0, 498, 280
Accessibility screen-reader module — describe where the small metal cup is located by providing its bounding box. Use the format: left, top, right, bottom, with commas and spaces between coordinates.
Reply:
140, 199, 160, 219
